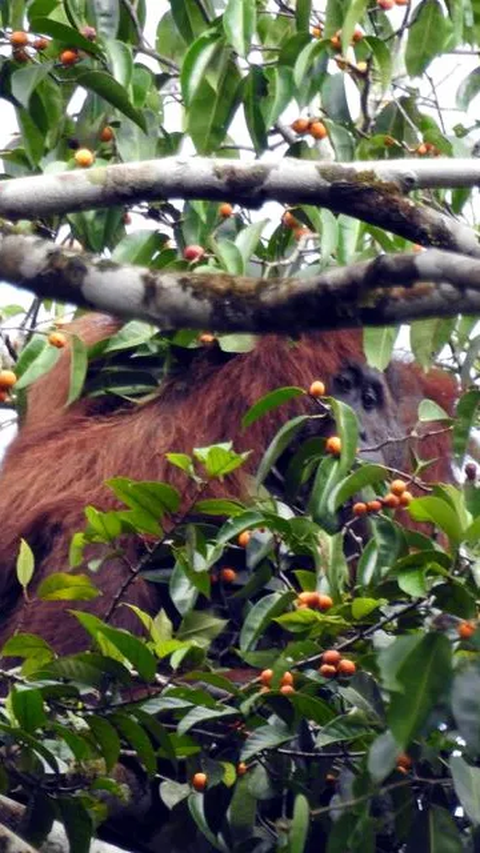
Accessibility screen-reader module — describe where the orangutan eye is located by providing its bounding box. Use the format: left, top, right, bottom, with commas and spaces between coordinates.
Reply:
336, 372, 354, 392
362, 386, 381, 410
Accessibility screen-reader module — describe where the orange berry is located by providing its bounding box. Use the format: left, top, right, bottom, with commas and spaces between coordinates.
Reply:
100, 126, 114, 142
293, 226, 311, 241
367, 500, 382, 513
383, 493, 400, 509
192, 772, 207, 792
317, 594, 333, 612
338, 658, 356, 676
457, 621, 476, 640
12, 48, 29, 62
312, 26, 322, 38
280, 684, 295, 695
378, 0, 394, 8
416, 143, 428, 156
309, 121, 328, 140
260, 669, 273, 686
123, 212, 132, 225
384, 135, 396, 147
412, 243, 423, 252
184, 244, 205, 262
353, 502, 368, 517
309, 380, 326, 397
396, 753, 412, 769
237, 530, 251, 547
0, 370, 17, 389
291, 118, 310, 135
219, 202, 233, 217
326, 436, 341, 456
397, 765, 408, 775
60, 49, 79, 66
465, 462, 477, 481
352, 27, 363, 42
319, 664, 337, 678
10, 31, 28, 47
297, 591, 319, 607
322, 649, 341, 666
198, 332, 216, 345
282, 210, 298, 228
74, 148, 95, 168
33, 37, 49, 50
280, 671, 294, 687
390, 479, 407, 496
48, 331, 67, 348
237, 762, 248, 776
0, 390, 9, 403
399, 491, 413, 507
330, 34, 341, 50
395, 0, 409, 4
80, 25, 97, 41
220, 567, 236, 583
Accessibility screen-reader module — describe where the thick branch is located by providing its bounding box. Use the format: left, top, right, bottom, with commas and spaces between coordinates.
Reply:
0, 157, 478, 256
0, 795, 125, 853
1, 233, 480, 331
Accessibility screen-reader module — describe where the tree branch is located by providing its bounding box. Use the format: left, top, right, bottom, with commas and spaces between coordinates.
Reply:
0, 157, 479, 255
1, 233, 480, 330
0, 795, 125, 853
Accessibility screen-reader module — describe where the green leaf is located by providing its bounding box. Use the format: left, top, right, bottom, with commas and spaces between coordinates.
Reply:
37, 572, 100, 601
450, 755, 480, 825
72, 613, 157, 681
408, 496, 463, 545
243, 66, 268, 154
188, 793, 228, 852
256, 415, 310, 487
111, 712, 156, 775
332, 464, 387, 511
363, 327, 398, 372
240, 721, 293, 761
87, 714, 121, 771
107, 478, 180, 517
193, 443, 249, 478
166, 453, 195, 476
16, 539, 34, 590
405, 0, 449, 78
329, 398, 359, 475
92, 0, 120, 39
418, 399, 450, 421
193, 498, 245, 516
171, 0, 209, 43
66, 334, 88, 405
188, 64, 241, 154
341, 0, 367, 52
30, 17, 103, 54
177, 611, 227, 644
289, 793, 309, 853
388, 633, 452, 747
11, 687, 47, 733
235, 219, 268, 266
11, 63, 51, 108
218, 334, 257, 353
1, 633, 54, 663
181, 32, 222, 106
242, 386, 305, 429
15, 342, 60, 390
57, 797, 93, 853
351, 597, 385, 620
239, 592, 293, 652
178, 704, 238, 735
457, 67, 480, 111
76, 71, 147, 132
453, 389, 480, 461
223, 0, 256, 57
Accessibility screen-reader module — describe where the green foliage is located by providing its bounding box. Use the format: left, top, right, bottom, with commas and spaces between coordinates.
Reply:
2, 0, 480, 850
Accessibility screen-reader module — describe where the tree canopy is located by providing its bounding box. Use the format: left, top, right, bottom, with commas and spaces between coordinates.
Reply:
2, 2, 480, 852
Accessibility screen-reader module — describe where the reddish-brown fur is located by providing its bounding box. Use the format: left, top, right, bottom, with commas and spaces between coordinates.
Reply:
0, 316, 456, 653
